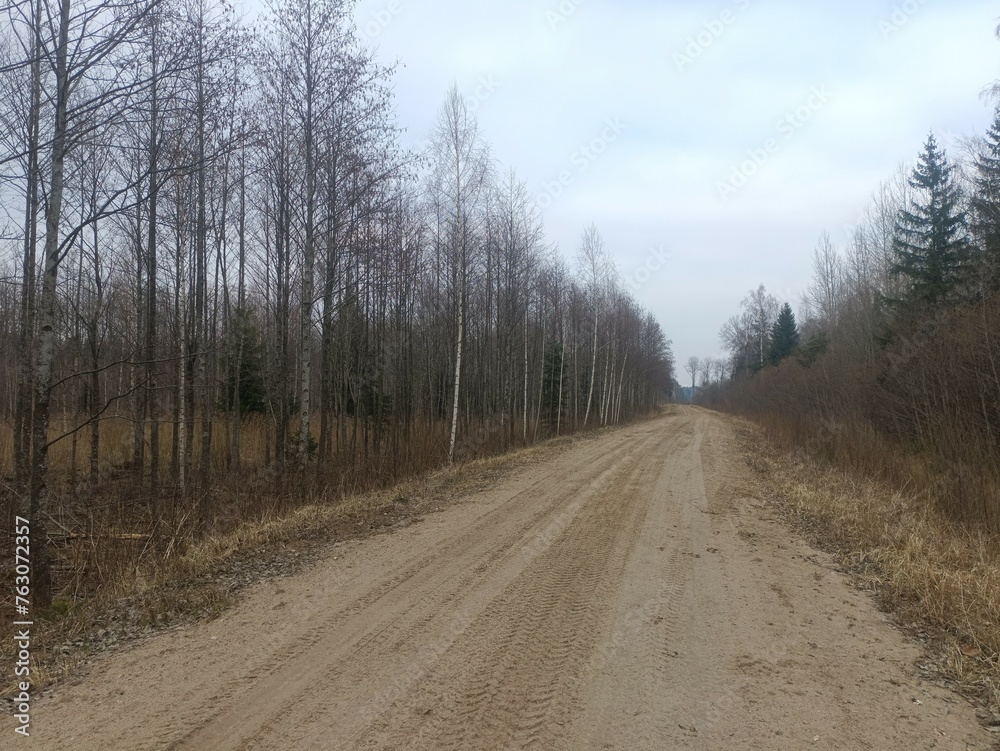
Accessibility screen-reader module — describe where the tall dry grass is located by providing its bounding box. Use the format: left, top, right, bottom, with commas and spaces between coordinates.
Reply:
0, 406, 648, 621
0, 423, 10, 477
0, 407, 639, 693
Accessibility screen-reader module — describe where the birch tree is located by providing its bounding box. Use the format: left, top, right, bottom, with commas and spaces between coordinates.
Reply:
427, 84, 490, 463
19, 0, 165, 606
577, 224, 610, 427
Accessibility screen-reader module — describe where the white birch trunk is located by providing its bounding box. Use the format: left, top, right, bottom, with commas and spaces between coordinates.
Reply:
522, 306, 528, 442
583, 309, 598, 427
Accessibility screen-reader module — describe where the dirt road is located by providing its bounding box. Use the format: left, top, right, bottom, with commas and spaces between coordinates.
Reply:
21, 409, 992, 749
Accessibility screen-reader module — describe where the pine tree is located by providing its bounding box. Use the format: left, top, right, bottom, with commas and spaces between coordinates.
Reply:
891, 133, 970, 309
767, 303, 799, 366
971, 107, 1000, 291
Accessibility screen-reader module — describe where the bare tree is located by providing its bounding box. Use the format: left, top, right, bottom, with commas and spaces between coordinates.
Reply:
743, 284, 780, 371
684, 355, 700, 389
427, 83, 490, 463
20, 0, 166, 607
711, 358, 726, 383
577, 223, 611, 427
803, 231, 843, 326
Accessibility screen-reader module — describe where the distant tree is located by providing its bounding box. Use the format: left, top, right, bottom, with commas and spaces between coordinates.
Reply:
891, 133, 971, 309
710, 358, 726, 383
720, 313, 753, 376
684, 355, 700, 389
744, 284, 779, 371
698, 357, 714, 386
804, 231, 843, 326
971, 107, 1000, 291
578, 224, 612, 427
767, 303, 799, 365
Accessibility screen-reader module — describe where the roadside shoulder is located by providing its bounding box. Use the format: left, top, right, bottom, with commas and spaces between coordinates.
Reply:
724, 413, 1000, 733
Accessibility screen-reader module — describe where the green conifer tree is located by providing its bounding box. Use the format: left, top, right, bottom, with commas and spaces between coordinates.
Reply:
891, 133, 971, 308
767, 303, 799, 366
971, 107, 1000, 290
223, 308, 267, 415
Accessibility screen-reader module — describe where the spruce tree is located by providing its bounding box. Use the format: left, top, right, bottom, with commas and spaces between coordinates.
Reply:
223, 309, 268, 415
971, 107, 1000, 290
891, 133, 971, 309
767, 303, 799, 365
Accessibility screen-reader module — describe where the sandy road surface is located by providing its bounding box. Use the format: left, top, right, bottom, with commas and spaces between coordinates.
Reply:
16, 409, 992, 750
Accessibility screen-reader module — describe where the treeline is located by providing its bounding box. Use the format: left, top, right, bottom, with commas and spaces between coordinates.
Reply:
702, 116, 1000, 532
0, 0, 674, 606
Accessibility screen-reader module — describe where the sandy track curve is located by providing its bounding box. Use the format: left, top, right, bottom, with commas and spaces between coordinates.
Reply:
19, 409, 992, 750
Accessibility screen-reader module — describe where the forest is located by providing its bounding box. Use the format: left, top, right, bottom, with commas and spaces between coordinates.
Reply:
699, 117, 1000, 533
0, 0, 675, 608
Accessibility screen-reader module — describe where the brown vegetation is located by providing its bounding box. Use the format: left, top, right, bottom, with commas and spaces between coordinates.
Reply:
703, 128, 1000, 532
0, 410, 623, 694
734, 417, 1000, 714
706, 292, 1000, 532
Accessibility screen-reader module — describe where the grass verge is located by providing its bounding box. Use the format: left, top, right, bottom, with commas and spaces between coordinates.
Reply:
732, 416, 1000, 722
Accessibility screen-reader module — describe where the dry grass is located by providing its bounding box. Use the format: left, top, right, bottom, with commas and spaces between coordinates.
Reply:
0, 413, 601, 695
0, 423, 11, 476
0, 412, 535, 624
733, 416, 1000, 713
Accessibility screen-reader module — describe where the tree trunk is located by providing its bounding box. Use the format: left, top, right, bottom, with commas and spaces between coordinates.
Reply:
615, 352, 628, 425
556, 331, 565, 436
196, 34, 211, 498
146, 14, 160, 498
522, 306, 528, 442
448, 212, 465, 464
27, 0, 73, 610
132, 192, 145, 475
176, 196, 188, 495
14, 0, 43, 494
232, 139, 246, 471
583, 309, 598, 427
88, 216, 102, 484
298, 24, 317, 464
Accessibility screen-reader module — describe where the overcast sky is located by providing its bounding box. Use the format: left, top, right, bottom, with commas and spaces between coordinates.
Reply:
347, 0, 999, 365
